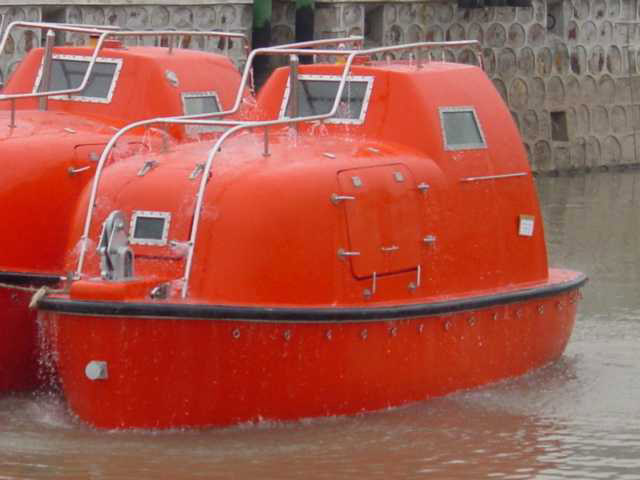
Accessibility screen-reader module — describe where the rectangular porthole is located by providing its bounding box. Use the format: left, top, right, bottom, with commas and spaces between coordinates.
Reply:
182, 91, 222, 134
33, 55, 123, 103
182, 91, 221, 115
440, 107, 487, 151
279, 75, 374, 125
129, 211, 171, 246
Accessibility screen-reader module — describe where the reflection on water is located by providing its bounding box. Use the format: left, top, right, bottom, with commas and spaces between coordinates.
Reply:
1, 172, 640, 479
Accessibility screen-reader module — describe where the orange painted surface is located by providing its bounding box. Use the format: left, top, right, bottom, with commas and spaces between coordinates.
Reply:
0, 290, 38, 392
38, 59, 585, 427
43, 284, 580, 429
0, 43, 245, 392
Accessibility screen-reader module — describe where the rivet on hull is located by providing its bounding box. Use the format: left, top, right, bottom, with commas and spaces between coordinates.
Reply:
492, 312, 499, 321
538, 305, 545, 315
468, 316, 476, 327
444, 320, 453, 331
516, 308, 524, 318
418, 324, 424, 334
283, 330, 292, 341
232, 328, 240, 339
360, 329, 368, 340
325, 329, 332, 341
389, 326, 398, 337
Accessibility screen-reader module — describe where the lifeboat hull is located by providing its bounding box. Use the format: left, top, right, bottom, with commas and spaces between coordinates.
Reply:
40, 271, 584, 429
0, 289, 39, 392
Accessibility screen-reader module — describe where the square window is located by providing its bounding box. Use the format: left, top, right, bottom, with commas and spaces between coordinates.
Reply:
129, 211, 171, 246
182, 92, 222, 134
440, 107, 487, 151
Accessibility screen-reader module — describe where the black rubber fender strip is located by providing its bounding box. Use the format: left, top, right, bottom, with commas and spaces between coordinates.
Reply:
37, 274, 588, 323
0, 271, 61, 287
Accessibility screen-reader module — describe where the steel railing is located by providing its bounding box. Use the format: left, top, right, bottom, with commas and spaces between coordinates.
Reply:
74, 39, 483, 298
0, 21, 248, 125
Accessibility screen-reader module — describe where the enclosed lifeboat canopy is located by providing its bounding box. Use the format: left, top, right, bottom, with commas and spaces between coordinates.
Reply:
0, 21, 249, 393
38, 40, 586, 429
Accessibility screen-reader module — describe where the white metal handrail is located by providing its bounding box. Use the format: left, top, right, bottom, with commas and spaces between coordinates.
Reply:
74, 39, 483, 298
0, 21, 248, 105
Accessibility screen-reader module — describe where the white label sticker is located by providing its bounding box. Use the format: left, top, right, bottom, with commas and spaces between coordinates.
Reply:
519, 215, 535, 237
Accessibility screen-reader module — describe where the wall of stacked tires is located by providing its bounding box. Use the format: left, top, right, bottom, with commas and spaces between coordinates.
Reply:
2, 0, 639, 172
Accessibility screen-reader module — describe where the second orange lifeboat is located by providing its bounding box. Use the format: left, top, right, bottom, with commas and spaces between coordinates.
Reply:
0, 22, 248, 393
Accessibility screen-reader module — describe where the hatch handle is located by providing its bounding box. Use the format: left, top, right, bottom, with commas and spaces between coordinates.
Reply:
417, 182, 430, 193
380, 245, 400, 253
68, 165, 91, 176
337, 248, 360, 259
330, 193, 356, 204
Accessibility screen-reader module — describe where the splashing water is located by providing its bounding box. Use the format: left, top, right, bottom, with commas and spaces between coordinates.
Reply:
35, 311, 62, 397
309, 121, 329, 137
285, 126, 299, 148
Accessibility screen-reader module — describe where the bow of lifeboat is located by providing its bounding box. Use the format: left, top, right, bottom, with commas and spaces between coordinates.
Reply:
0, 38, 248, 393
0, 114, 152, 392
38, 58, 586, 428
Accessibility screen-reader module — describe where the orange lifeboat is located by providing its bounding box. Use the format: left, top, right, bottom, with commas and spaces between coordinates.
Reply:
37, 40, 586, 428
0, 21, 248, 393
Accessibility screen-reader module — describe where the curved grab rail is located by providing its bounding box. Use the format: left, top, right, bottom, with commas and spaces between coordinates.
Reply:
0, 22, 120, 103
75, 39, 484, 296
0, 21, 248, 104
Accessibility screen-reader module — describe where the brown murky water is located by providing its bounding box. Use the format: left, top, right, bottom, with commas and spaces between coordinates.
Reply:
1, 171, 640, 479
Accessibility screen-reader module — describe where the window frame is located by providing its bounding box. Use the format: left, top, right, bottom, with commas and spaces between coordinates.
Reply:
33, 54, 123, 104
129, 210, 171, 246
181, 91, 221, 116
181, 91, 223, 134
278, 74, 374, 125
439, 106, 488, 151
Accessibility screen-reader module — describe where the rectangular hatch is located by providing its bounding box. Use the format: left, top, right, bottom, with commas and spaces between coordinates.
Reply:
337, 164, 424, 279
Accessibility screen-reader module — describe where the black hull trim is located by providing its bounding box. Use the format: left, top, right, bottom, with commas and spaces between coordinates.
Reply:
38, 274, 588, 323
0, 271, 61, 288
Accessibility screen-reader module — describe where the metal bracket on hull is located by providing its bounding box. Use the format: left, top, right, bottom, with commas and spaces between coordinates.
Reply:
363, 271, 377, 299
138, 160, 157, 177
417, 182, 430, 193
68, 165, 91, 176
422, 235, 437, 245
337, 248, 361, 259
98, 211, 134, 281
408, 265, 422, 292
330, 193, 355, 204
